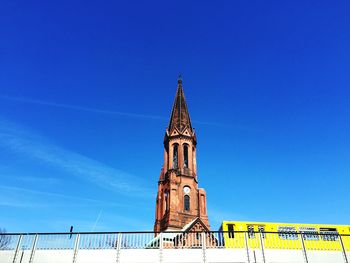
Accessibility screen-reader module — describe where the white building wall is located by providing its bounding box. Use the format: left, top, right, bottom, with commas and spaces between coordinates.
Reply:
1, 248, 348, 263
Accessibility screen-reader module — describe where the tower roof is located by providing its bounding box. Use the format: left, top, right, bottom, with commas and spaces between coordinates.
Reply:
168, 77, 193, 134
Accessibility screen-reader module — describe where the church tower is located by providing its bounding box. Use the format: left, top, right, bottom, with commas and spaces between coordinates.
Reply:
154, 77, 210, 233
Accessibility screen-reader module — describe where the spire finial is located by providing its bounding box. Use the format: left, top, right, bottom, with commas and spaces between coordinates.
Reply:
177, 74, 183, 84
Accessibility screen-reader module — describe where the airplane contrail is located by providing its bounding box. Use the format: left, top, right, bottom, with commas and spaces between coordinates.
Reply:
91, 209, 103, 232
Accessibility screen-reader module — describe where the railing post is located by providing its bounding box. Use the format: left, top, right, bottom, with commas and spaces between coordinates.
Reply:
72, 234, 80, 263
299, 233, 309, 263
159, 232, 163, 263
12, 234, 23, 263
201, 232, 207, 263
258, 232, 266, 263
29, 234, 38, 263
244, 232, 250, 263
339, 234, 349, 263
116, 233, 122, 263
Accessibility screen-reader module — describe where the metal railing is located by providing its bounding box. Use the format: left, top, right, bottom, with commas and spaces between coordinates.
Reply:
0, 231, 349, 263
1, 231, 350, 250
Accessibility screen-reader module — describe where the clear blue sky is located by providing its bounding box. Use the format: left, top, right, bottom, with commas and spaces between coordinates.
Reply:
0, 0, 349, 233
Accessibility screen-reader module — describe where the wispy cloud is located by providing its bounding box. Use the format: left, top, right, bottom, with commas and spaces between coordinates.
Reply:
0, 95, 167, 120
0, 185, 134, 208
0, 119, 153, 197
39, 213, 151, 232
0, 184, 153, 231
8, 175, 60, 185
0, 185, 108, 203
0, 95, 238, 128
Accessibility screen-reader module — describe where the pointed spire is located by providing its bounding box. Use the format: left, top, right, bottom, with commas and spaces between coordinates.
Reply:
168, 76, 193, 134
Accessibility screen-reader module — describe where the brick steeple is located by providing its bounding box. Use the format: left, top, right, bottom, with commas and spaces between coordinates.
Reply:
168, 77, 193, 134
154, 77, 209, 233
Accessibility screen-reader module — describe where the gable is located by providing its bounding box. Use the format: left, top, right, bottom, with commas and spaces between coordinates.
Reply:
182, 218, 210, 233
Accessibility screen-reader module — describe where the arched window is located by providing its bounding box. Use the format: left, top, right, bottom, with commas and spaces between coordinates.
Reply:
184, 195, 190, 211
164, 190, 169, 213
173, 144, 178, 168
183, 144, 189, 168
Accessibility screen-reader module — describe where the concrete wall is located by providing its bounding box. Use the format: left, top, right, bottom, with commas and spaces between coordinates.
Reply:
0, 248, 348, 263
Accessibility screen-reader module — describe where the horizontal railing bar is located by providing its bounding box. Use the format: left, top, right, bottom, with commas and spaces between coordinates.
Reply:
1, 231, 347, 252
1, 231, 349, 236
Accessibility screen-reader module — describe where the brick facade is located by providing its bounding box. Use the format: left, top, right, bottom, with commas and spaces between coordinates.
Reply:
154, 78, 210, 233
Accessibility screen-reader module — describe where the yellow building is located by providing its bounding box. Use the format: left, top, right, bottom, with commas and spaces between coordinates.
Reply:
220, 221, 350, 252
